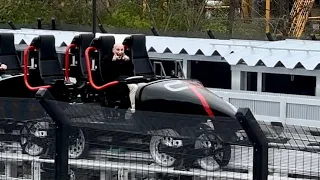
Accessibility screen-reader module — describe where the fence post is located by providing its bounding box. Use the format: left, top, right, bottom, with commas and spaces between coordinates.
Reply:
236, 108, 268, 180
35, 88, 70, 180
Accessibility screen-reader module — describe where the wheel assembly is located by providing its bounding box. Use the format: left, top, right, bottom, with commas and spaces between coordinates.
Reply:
195, 133, 231, 171
68, 129, 87, 158
149, 129, 182, 167
69, 169, 75, 180
20, 121, 48, 156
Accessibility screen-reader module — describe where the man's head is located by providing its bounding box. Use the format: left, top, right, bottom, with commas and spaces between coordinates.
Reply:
113, 43, 125, 56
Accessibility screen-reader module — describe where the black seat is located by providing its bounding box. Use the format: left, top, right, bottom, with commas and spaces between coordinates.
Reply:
123, 34, 156, 78
69, 34, 95, 80
91, 35, 116, 83
0, 33, 22, 75
30, 35, 64, 85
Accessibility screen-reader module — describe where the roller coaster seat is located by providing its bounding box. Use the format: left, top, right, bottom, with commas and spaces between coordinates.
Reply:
123, 34, 156, 80
68, 34, 95, 89
0, 33, 22, 75
30, 35, 65, 86
0, 33, 29, 97
70, 34, 95, 80
90, 35, 130, 108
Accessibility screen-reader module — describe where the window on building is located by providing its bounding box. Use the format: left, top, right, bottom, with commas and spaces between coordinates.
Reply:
247, 72, 257, 91
263, 73, 316, 96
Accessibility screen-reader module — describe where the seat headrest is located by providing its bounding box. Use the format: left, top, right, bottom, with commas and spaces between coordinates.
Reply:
76, 34, 96, 78
79, 34, 95, 55
70, 35, 80, 44
0, 33, 16, 55
0, 33, 21, 73
90, 36, 115, 59
129, 34, 148, 59
127, 34, 154, 76
71, 34, 95, 54
33, 35, 64, 83
31, 35, 57, 60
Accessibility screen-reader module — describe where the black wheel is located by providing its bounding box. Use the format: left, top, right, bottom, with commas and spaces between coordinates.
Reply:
69, 129, 88, 159
20, 121, 48, 156
149, 129, 182, 167
195, 133, 231, 171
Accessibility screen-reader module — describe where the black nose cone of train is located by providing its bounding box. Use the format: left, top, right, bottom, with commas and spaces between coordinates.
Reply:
135, 79, 237, 119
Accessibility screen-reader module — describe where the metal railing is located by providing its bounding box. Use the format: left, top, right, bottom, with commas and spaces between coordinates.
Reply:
1, 89, 320, 179
0, 89, 270, 180
209, 88, 320, 128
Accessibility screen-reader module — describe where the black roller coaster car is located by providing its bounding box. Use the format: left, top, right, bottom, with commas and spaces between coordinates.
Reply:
19, 33, 246, 171
0, 32, 288, 171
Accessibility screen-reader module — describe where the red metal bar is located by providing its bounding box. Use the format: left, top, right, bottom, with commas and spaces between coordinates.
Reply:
23, 46, 51, 91
85, 46, 119, 90
64, 43, 77, 82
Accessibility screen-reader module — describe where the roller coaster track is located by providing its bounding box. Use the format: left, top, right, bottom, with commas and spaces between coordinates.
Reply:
0, 143, 318, 180
288, 0, 315, 38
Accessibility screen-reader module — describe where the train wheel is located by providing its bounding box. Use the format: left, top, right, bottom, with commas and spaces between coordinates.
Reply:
149, 129, 182, 167
20, 121, 47, 156
69, 129, 87, 159
195, 133, 231, 171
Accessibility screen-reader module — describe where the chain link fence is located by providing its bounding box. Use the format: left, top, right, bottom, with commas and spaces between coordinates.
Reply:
2, 95, 320, 179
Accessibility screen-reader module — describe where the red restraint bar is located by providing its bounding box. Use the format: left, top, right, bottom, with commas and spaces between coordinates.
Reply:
23, 46, 52, 91
64, 43, 77, 82
85, 46, 119, 90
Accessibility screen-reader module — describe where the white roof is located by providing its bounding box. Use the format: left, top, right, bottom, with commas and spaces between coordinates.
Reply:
0, 28, 264, 57
224, 39, 320, 70
2, 28, 320, 70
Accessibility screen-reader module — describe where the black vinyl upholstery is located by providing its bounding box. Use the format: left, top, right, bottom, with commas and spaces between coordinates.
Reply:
30, 35, 64, 84
125, 34, 155, 77
90, 35, 116, 83
72, 34, 95, 78
0, 33, 22, 74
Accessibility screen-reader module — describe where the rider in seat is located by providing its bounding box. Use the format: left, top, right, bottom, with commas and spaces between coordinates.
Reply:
108, 43, 146, 118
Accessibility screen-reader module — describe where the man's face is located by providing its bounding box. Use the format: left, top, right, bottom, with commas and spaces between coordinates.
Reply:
113, 44, 125, 56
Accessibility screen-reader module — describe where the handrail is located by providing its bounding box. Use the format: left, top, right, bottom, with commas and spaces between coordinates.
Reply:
23, 46, 52, 91
210, 88, 320, 128
64, 43, 77, 82
85, 46, 119, 90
